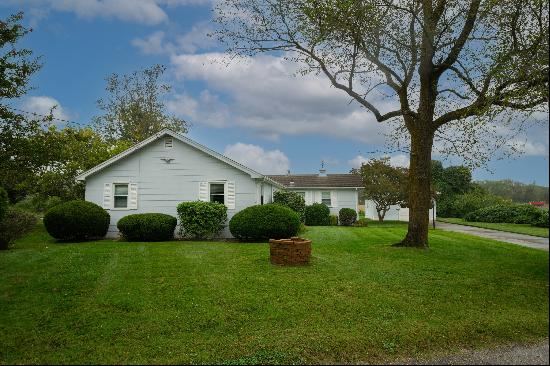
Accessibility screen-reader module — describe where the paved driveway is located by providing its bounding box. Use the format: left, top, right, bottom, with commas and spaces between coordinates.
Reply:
436, 222, 549, 251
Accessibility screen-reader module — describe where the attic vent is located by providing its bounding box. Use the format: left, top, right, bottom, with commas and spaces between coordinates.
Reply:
164, 137, 173, 149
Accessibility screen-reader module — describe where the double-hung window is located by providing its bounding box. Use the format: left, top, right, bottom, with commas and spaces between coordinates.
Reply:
321, 191, 331, 206
210, 183, 225, 204
114, 184, 129, 208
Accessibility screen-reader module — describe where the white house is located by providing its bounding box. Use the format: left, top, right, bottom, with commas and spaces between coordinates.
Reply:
77, 128, 435, 238
76, 129, 283, 237
267, 172, 363, 215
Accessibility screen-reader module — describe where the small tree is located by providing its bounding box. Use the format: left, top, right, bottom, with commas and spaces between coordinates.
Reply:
93, 64, 189, 144
273, 190, 306, 221
359, 158, 408, 222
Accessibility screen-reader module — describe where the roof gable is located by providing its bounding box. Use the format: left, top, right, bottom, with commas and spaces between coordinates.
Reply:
76, 129, 278, 184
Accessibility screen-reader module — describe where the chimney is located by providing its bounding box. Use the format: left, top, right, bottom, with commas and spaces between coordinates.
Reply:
319, 160, 327, 177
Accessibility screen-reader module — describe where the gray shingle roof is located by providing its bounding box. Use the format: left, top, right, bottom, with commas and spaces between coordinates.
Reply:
267, 174, 363, 188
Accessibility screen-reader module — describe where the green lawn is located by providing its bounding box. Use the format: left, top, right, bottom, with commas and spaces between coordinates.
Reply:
438, 217, 549, 238
0, 223, 548, 364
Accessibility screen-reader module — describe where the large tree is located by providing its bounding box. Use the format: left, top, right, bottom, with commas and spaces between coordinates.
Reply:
214, 0, 549, 248
0, 12, 45, 200
357, 157, 409, 221
93, 64, 189, 144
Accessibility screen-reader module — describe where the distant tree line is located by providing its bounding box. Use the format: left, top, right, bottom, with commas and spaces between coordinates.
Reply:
475, 180, 549, 204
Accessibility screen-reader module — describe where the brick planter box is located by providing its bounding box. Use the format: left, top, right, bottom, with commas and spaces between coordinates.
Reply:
269, 236, 311, 265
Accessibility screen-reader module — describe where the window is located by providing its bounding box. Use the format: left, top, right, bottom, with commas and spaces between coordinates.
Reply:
321, 191, 331, 206
210, 183, 225, 204
165, 137, 173, 149
114, 184, 129, 208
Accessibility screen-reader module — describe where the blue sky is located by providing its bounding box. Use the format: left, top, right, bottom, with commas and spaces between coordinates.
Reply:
2, 1, 549, 185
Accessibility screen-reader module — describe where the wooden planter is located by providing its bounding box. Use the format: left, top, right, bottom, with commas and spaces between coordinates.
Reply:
269, 237, 311, 265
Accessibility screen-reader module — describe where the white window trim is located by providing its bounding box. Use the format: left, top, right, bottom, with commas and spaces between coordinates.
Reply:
321, 191, 332, 207
112, 182, 130, 210
208, 181, 226, 205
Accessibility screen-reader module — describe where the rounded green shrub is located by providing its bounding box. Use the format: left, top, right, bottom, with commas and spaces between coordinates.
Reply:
229, 204, 300, 241
43, 200, 110, 240
329, 215, 339, 226
464, 203, 542, 225
339, 208, 357, 226
117, 213, 177, 241
533, 210, 549, 228
177, 201, 227, 239
353, 218, 369, 227
304, 203, 330, 226
0, 207, 37, 250
273, 190, 306, 221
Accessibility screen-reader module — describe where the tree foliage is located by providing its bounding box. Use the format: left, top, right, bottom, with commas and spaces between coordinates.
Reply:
93, 64, 189, 144
476, 179, 549, 203
214, 0, 549, 248
358, 158, 408, 221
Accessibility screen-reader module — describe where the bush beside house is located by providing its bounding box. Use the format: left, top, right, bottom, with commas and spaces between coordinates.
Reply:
177, 201, 227, 239
229, 204, 300, 241
304, 203, 330, 226
117, 213, 177, 241
43, 200, 110, 240
339, 208, 357, 226
273, 190, 306, 221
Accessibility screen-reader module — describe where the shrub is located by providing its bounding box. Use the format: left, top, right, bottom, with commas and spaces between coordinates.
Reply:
353, 218, 369, 227
533, 210, 549, 228
450, 192, 507, 218
304, 203, 330, 226
0, 208, 37, 250
177, 201, 227, 239
329, 215, 339, 226
464, 203, 543, 225
43, 200, 110, 240
273, 190, 306, 221
117, 213, 177, 241
0, 187, 7, 223
229, 204, 300, 241
339, 208, 357, 226
14, 194, 64, 213
512, 204, 543, 224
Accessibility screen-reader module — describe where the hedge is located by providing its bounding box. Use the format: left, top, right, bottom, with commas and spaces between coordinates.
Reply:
304, 203, 330, 226
339, 208, 357, 226
177, 201, 227, 239
0, 208, 37, 250
117, 213, 177, 241
464, 203, 545, 226
43, 200, 110, 240
229, 204, 300, 241
0, 187, 7, 223
273, 190, 306, 221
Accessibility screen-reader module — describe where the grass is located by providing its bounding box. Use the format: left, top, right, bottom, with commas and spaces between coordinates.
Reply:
438, 217, 549, 238
0, 222, 548, 364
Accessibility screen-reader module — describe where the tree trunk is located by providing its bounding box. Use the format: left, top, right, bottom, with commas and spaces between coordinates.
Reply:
395, 131, 434, 248
377, 210, 386, 222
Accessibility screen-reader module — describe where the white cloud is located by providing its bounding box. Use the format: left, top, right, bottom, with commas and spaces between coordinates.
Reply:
131, 31, 172, 54
510, 139, 549, 156
11, 0, 211, 25
348, 154, 410, 168
224, 143, 290, 175
132, 22, 216, 55
21, 96, 71, 122
170, 52, 397, 143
